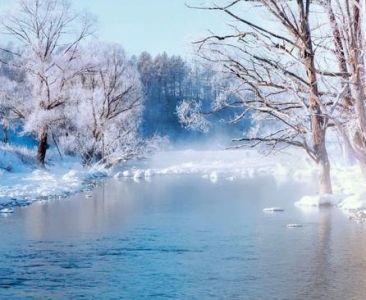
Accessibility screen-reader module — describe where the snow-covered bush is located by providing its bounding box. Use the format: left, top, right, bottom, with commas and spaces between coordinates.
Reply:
176, 100, 210, 133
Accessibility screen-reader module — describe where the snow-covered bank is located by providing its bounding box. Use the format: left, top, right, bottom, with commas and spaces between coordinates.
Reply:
291, 165, 366, 212
113, 149, 299, 180
114, 148, 366, 216
2, 145, 366, 219
0, 145, 107, 209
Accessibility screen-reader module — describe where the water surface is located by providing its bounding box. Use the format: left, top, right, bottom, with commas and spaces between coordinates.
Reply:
1, 175, 366, 299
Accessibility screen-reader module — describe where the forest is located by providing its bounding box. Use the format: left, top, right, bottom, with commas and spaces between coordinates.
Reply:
0, 0, 250, 169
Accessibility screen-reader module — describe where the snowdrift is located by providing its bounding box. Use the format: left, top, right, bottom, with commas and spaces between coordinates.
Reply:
1, 146, 366, 220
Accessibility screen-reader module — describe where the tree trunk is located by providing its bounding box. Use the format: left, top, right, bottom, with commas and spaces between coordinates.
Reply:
36, 129, 48, 167
311, 109, 332, 194
2, 125, 8, 144
316, 140, 333, 195
325, 0, 366, 178
357, 161, 366, 178
298, 0, 333, 195
325, 0, 353, 107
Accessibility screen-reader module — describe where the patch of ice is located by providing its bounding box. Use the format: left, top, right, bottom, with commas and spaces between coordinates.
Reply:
0, 207, 14, 213
133, 170, 144, 179
263, 207, 284, 212
209, 171, 219, 183
122, 170, 133, 177
248, 169, 257, 178
338, 193, 366, 211
144, 169, 153, 177
113, 172, 123, 179
295, 194, 344, 207
287, 224, 302, 228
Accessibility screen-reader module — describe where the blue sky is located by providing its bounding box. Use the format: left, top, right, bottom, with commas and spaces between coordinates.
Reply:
74, 0, 227, 57
0, 0, 228, 57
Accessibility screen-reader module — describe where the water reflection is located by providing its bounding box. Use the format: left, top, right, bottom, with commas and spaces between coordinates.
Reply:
23, 180, 146, 239
2, 175, 366, 299
310, 207, 332, 300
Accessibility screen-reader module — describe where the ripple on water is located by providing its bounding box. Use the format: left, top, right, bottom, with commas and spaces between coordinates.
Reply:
0, 277, 27, 289
2, 176, 366, 300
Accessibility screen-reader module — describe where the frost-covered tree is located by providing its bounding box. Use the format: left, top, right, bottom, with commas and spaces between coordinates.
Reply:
0, 44, 26, 144
59, 42, 144, 165
0, 0, 95, 166
137, 51, 249, 141
0, 77, 16, 143
184, 0, 337, 194
319, 0, 366, 176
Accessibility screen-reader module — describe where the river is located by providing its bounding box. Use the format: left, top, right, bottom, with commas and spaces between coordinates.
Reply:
1, 175, 366, 299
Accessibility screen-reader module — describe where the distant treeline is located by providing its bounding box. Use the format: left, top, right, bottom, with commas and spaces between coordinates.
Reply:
135, 52, 251, 142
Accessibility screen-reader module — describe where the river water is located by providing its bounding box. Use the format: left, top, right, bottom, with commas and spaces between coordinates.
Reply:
1, 175, 366, 300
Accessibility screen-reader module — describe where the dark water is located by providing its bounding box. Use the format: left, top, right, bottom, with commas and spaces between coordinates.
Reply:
1, 175, 366, 300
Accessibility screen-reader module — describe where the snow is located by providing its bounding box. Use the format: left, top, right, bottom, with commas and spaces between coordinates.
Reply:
0, 146, 107, 209
117, 149, 281, 178
0, 207, 14, 213
263, 207, 285, 212
1, 145, 366, 222
122, 170, 133, 177
133, 170, 145, 180
295, 194, 344, 207
144, 169, 154, 177
113, 148, 366, 219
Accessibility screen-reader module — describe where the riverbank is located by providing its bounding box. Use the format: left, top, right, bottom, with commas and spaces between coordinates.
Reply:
0, 145, 107, 210
0, 145, 365, 215
113, 148, 366, 214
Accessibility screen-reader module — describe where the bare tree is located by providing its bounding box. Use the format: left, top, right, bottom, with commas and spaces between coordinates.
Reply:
59, 42, 143, 165
319, 0, 366, 176
188, 0, 336, 194
0, 0, 96, 167
0, 43, 22, 144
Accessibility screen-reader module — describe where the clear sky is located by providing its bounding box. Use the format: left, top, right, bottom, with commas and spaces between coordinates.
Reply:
0, 0, 229, 57
73, 0, 228, 57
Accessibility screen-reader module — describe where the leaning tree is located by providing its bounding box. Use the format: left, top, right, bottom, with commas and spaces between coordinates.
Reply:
182, 0, 343, 194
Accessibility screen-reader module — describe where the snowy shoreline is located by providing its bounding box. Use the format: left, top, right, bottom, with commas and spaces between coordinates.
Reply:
113, 149, 366, 216
0, 167, 107, 210
0, 146, 108, 210
1, 147, 365, 218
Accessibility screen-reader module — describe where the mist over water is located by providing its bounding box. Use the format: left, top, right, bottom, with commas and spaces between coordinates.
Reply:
1, 174, 366, 299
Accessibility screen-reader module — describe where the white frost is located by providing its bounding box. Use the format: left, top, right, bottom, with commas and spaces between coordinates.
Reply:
295, 194, 344, 207
144, 169, 154, 177
133, 170, 145, 179
0, 207, 14, 213
263, 207, 284, 212
0, 148, 106, 208
338, 193, 366, 211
